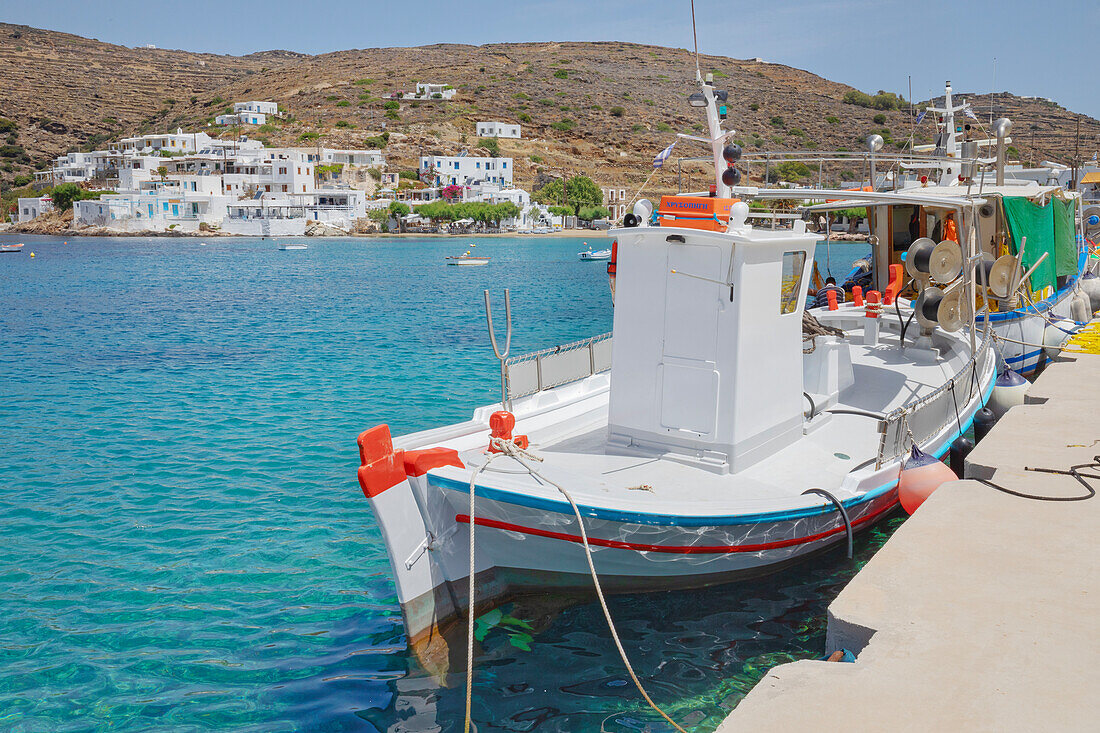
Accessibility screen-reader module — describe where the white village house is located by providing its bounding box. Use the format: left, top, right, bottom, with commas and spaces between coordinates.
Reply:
420, 154, 513, 188
476, 121, 521, 139
16, 195, 53, 223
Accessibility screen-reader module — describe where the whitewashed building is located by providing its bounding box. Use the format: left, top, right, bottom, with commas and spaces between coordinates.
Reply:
73, 187, 235, 232
476, 122, 521, 139
16, 195, 53, 222
215, 112, 266, 126
420, 154, 513, 188
234, 101, 279, 116
408, 83, 455, 100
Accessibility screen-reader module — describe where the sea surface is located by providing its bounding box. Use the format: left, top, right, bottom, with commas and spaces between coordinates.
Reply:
0, 234, 880, 732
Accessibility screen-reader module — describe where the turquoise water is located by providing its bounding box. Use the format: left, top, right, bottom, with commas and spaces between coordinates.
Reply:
0, 234, 880, 732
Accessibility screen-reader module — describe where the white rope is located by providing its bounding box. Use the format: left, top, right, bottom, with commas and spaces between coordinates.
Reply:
462, 438, 688, 733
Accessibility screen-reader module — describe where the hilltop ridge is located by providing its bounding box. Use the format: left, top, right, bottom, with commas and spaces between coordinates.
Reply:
2, 24, 1097, 195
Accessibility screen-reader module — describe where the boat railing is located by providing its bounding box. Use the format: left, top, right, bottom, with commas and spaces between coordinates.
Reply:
875, 329, 995, 468
503, 332, 612, 401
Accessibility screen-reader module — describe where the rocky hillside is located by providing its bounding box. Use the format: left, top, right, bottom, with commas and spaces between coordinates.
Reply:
0, 23, 299, 182
2, 24, 1098, 197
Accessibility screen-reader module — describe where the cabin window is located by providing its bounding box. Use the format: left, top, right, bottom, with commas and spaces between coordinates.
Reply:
780, 251, 806, 314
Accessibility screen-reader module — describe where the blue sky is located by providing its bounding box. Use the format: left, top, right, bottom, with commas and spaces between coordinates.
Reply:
4, 0, 1096, 118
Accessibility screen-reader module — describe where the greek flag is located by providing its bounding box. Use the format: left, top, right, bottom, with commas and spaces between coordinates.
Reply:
653, 141, 676, 169
915, 110, 927, 125
964, 107, 978, 120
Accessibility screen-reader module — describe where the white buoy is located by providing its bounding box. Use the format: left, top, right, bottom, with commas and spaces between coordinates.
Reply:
1080, 273, 1100, 315
1043, 319, 1074, 359
1070, 294, 1091, 324
988, 369, 1028, 417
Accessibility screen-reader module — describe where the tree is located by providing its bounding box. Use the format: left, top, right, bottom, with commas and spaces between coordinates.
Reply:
157, 166, 168, 180
578, 205, 610, 221
479, 137, 500, 156
388, 201, 410, 218
532, 175, 603, 216
49, 183, 86, 212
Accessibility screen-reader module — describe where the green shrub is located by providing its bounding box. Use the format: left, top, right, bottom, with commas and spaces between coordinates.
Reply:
383, 100, 399, 110
326, 95, 339, 101
609, 106, 625, 117
872, 113, 887, 124
709, 69, 729, 78
258, 124, 277, 133
335, 120, 354, 128
749, 103, 760, 112
479, 137, 501, 156
518, 112, 532, 123
770, 115, 784, 127
632, 124, 645, 132
550, 118, 576, 131
826, 115, 839, 124
298, 132, 320, 141
386, 110, 399, 120
789, 127, 805, 137
336, 100, 350, 107
13, 173, 33, 186
355, 78, 375, 86
530, 155, 543, 163
398, 170, 419, 179
538, 98, 554, 106
365, 132, 390, 147
656, 122, 672, 132
553, 69, 569, 79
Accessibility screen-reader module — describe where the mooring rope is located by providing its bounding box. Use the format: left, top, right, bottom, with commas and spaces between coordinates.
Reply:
463, 437, 689, 733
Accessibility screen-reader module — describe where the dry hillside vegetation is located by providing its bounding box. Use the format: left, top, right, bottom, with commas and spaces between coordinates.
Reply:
2, 25, 1097, 197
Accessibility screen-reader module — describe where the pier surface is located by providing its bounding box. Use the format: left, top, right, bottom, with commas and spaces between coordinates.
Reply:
715, 348, 1099, 732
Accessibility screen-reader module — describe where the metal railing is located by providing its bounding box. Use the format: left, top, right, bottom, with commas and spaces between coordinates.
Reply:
875, 329, 994, 467
503, 332, 612, 401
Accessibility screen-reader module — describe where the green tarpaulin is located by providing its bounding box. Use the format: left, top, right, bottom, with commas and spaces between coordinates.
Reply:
1002, 196, 1078, 295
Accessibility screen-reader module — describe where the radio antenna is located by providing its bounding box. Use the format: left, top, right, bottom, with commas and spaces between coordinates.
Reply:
691, 0, 701, 81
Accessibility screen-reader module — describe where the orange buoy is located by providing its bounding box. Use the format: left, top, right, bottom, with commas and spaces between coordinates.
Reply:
898, 445, 957, 514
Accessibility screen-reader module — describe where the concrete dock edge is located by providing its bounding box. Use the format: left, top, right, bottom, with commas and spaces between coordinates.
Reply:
714, 344, 1100, 732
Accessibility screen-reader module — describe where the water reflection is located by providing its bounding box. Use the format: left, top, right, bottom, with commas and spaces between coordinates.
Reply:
337, 514, 904, 732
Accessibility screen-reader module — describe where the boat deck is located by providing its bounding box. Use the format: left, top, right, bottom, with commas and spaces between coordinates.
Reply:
414, 311, 985, 518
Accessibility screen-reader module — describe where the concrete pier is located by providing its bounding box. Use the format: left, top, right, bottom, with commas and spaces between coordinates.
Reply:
715, 350, 1099, 732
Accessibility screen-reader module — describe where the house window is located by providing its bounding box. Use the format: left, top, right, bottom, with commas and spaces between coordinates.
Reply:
265, 185, 271, 192
280, 167, 287, 175
282, 185, 288, 192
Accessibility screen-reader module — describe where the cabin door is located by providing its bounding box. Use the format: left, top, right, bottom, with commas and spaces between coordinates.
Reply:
658, 243, 722, 436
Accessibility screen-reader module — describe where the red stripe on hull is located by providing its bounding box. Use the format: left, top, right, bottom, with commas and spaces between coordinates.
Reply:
455, 496, 897, 554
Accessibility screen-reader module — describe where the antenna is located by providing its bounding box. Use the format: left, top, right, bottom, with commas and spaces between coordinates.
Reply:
990, 57, 996, 125
690, 0, 701, 81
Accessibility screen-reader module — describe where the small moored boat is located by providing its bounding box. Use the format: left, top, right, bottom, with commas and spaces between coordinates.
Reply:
578, 246, 611, 261
0, 242, 25, 253
278, 243, 308, 251
446, 250, 490, 266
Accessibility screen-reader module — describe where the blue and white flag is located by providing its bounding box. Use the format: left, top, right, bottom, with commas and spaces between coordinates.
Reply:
653, 141, 676, 169
915, 110, 927, 125
964, 107, 978, 120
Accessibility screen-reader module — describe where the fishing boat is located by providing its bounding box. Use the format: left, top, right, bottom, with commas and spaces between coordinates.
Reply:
278, 243, 308, 251
446, 250, 490, 266
0, 242, 25, 253
578, 246, 612, 261
787, 82, 1096, 376
355, 68, 997, 671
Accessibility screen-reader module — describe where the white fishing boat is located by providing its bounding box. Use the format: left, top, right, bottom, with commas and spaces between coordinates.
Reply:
355, 68, 997, 672
0, 242, 25, 253
278, 243, 308, 251
578, 246, 612, 261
